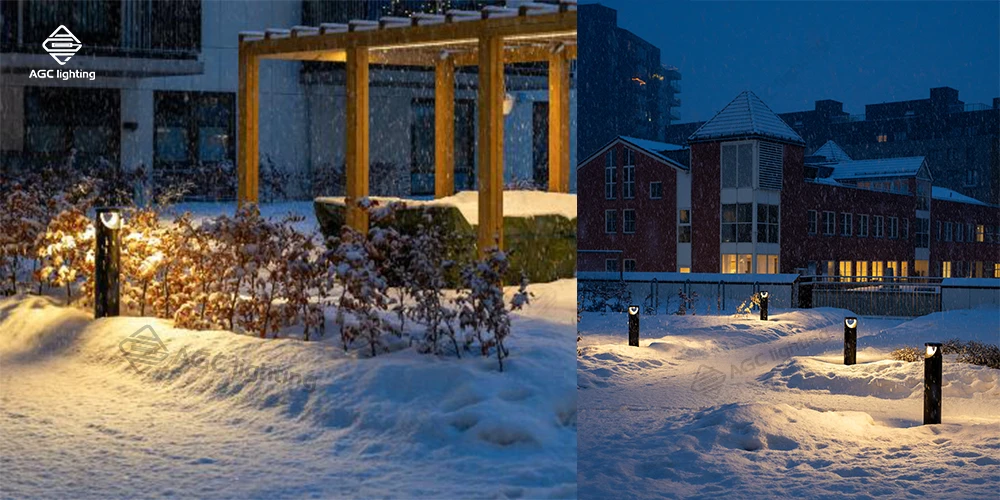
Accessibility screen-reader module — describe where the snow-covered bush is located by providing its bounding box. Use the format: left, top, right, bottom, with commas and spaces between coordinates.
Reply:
454, 246, 531, 372
889, 346, 920, 362
408, 212, 459, 355
36, 207, 95, 303
326, 224, 393, 356
367, 202, 412, 333
0, 183, 46, 295
676, 289, 699, 315
734, 293, 762, 318
120, 208, 169, 316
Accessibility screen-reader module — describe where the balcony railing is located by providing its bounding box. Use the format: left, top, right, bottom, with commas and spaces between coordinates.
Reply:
1, 0, 200, 59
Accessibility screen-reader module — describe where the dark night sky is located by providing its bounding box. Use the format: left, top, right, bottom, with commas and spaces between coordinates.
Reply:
595, 1, 1000, 122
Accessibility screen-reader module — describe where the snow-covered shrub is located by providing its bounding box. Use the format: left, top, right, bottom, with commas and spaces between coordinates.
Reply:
454, 247, 531, 372
326, 224, 392, 356
120, 208, 169, 316
677, 289, 699, 315
36, 207, 95, 303
0, 183, 46, 295
734, 293, 762, 318
889, 346, 920, 362
504, 178, 543, 191
408, 211, 459, 355
367, 202, 412, 333
279, 220, 326, 341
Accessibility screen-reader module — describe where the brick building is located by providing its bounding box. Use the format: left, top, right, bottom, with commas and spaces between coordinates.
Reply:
579, 91, 1000, 278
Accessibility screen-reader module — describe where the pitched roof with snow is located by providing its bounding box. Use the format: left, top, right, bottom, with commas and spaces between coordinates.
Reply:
579, 135, 688, 171
687, 91, 805, 145
810, 140, 852, 162
932, 186, 990, 206
827, 157, 926, 180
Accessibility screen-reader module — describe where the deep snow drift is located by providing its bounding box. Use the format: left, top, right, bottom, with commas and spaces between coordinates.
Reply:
578, 306, 1000, 499
0, 279, 577, 499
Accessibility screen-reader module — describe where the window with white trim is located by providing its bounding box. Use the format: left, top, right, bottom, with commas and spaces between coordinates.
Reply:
623, 209, 636, 234
606, 259, 619, 272
722, 203, 752, 243
650, 181, 663, 199
944, 222, 952, 241
873, 216, 884, 238
678, 209, 691, 243
859, 214, 869, 237
840, 213, 852, 237
823, 211, 835, 236
889, 217, 899, 239
916, 217, 929, 248
605, 210, 617, 233
937, 221, 942, 241
623, 259, 636, 272
807, 210, 817, 235
757, 204, 779, 243
956, 223, 964, 242
721, 142, 753, 189
604, 149, 616, 199
622, 148, 636, 199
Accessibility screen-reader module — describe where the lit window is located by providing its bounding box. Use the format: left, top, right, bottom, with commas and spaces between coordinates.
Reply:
877, 134, 888, 142
839, 261, 853, 282
678, 209, 691, 243
976, 224, 984, 243
942, 261, 952, 278
623, 209, 636, 234
679, 267, 691, 273
855, 261, 868, 281
605, 210, 617, 233
756, 255, 779, 274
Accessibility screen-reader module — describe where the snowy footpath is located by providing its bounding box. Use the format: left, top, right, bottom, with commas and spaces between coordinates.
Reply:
578, 307, 1000, 499
0, 280, 577, 499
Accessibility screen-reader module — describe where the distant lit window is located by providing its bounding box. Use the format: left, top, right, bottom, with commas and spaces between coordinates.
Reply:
976, 225, 985, 243
679, 267, 690, 273
942, 261, 952, 278
678, 209, 691, 243
876, 134, 888, 142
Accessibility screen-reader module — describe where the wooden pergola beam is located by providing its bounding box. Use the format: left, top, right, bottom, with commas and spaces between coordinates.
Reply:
237, 45, 259, 206
434, 55, 455, 199
548, 47, 570, 193
477, 35, 504, 256
345, 47, 370, 234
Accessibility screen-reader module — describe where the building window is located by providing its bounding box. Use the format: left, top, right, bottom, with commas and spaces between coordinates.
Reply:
976, 225, 985, 243
721, 254, 753, 274
623, 259, 636, 273
606, 259, 619, 273
876, 134, 888, 142
994, 263, 1000, 278
967, 224, 975, 242
915, 218, 928, 248
756, 255, 779, 274
942, 261, 952, 278
807, 210, 817, 235
873, 216, 885, 238
823, 211, 835, 236
986, 226, 994, 244
956, 223, 964, 242
604, 150, 616, 199
937, 221, 942, 241
722, 203, 753, 243
605, 210, 617, 233
871, 261, 884, 279
623, 209, 636, 234
839, 261, 853, 282
757, 204, 779, 243
678, 209, 691, 243
855, 261, 868, 281
721, 142, 753, 189
888, 217, 899, 239
895, 131, 907, 141
650, 181, 663, 199
964, 169, 979, 187
858, 214, 869, 237
886, 261, 899, 278
840, 213, 852, 237
679, 267, 690, 273
944, 222, 953, 242
622, 148, 636, 199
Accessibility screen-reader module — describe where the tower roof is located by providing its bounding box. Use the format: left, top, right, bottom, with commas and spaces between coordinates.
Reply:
688, 91, 805, 145
810, 140, 853, 162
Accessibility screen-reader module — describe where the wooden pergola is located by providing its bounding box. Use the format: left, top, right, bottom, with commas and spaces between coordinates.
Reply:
237, 3, 576, 255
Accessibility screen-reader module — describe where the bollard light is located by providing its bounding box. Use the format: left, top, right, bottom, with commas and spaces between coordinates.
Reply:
628, 305, 640, 347
924, 342, 942, 425
95, 207, 122, 318
759, 291, 769, 321
844, 317, 858, 365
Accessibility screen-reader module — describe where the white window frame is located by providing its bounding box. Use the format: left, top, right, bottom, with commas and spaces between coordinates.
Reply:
859, 214, 869, 237
840, 213, 852, 237
807, 210, 817, 235
721, 140, 754, 189
623, 209, 636, 234
944, 222, 952, 242
823, 211, 835, 236
622, 148, 636, 199
605, 209, 617, 234
650, 181, 663, 200
605, 259, 619, 272
874, 216, 885, 238
623, 259, 636, 273
604, 149, 616, 200
889, 217, 899, 239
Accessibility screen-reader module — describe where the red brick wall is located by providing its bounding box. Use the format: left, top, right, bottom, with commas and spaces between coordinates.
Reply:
690, 142, 720, 273
780, 144, 808, 271
929, 199, 1000, 276
577, 140, 679, 272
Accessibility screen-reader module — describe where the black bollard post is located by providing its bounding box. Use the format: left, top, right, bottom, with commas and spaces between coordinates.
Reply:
95, 207, 122, 318
924, 342, 942, 425
759, 291, 769, 321
628, 305, 639, 347
844, 317, 858, 365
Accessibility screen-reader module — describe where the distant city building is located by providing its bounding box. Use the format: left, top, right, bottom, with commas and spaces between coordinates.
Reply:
578, 3, 680, 161
665, 87, 1000, 205
579, 91, 1000, 279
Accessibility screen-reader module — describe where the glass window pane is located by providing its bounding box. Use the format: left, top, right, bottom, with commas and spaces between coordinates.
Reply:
738, 203, 752, 223
737, 143, 753, 188
679, 209, 690, 224
722, 225, 736, 243
722, 145, 737, 188
198, 127, 228, 162
722, 204, 736, 223
156, 127, 188, 162
738, 223, 752, 242
769, 205, 779, 223
769, 225, 779, 243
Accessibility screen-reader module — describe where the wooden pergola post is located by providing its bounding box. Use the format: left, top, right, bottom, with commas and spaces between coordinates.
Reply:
434, 55, 455, 199
237, 43, 259, 206
477, 35, 504, 256
548, 47, 570, 193
345, 46, 370, 234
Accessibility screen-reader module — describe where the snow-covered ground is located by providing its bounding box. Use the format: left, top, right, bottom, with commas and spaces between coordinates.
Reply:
578, 307, 1000, 499
0, 280, 577, 499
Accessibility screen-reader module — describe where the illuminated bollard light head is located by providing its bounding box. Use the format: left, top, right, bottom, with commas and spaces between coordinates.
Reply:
628, 305, 640, 347
924, 342, 943, 425
843, 317, 858, 365
95, 207, 123, 318
759, 291, 769, 321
